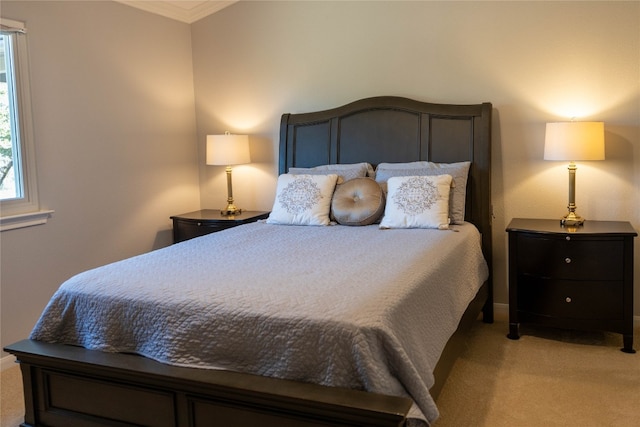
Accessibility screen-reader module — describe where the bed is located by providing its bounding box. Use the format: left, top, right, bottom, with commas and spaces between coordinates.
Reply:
5, 96, 493, 427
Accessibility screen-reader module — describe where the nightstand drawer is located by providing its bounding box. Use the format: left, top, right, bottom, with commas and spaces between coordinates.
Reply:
516, 234, 623, 280
518, 276, 623, 321
173, 220, 233, 242
170, 210, 270, 243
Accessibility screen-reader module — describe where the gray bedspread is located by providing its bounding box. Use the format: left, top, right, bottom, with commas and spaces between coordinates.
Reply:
31, 221, 488, 425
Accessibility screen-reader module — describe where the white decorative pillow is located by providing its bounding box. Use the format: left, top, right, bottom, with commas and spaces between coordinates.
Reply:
375, 161, 470, 224
289, 163, 374, 183
379, 175, 452, 230
266, 174, 339, 226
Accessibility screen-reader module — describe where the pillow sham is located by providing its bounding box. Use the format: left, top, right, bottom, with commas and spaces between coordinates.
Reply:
379, 175, 452, 230
375, 161, 470, 224
374, 161, 432, 173
289, 162, 374, 183
266, 174, 338, 226
331, 178, 385, 226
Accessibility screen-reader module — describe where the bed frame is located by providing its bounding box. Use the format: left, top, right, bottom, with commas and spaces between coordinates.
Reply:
5, 96, 492, 427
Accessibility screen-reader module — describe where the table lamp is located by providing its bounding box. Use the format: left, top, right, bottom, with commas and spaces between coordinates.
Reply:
206, 132, 250, 216
543, 121, 605, 226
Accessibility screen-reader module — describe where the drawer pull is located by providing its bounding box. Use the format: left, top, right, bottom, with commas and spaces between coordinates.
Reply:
197, 222, 202, 226
566, 236, 571, 241
565, 257, 571, 264
565, 297, 572, 303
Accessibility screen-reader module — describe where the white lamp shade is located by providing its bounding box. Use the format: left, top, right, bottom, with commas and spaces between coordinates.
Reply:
544, 122, 605, 161
206, 133, 250, 165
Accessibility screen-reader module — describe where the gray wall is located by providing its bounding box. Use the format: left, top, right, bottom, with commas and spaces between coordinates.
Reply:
1, 1, 201, 356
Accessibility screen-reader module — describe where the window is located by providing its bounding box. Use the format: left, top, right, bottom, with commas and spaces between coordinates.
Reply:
0, 18, 52, 230
1, 33, 20, 200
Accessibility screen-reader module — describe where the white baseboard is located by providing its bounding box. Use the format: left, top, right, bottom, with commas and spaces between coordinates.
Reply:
1, 354, 17, 372
493, 302, 508, 319
494, 303, 640, 328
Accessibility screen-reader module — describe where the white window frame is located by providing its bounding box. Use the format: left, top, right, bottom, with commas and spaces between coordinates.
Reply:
0, 18, 52, 231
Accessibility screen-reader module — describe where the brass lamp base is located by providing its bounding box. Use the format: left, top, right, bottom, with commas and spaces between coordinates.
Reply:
220, 165, 241, 216
560, 161, 585, 227
560, 212, 585, 227
221, 205, 242, 216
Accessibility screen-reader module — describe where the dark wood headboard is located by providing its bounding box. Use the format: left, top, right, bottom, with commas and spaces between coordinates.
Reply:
279, 96, 492, 268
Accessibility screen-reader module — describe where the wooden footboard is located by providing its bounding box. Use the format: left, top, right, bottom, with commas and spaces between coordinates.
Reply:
5, 339, 412, 427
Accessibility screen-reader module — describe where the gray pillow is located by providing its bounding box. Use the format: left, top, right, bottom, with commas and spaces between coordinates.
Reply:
289, 162, 374, 184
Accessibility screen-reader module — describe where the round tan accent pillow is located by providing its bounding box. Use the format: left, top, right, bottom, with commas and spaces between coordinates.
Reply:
331, 178, 385, 226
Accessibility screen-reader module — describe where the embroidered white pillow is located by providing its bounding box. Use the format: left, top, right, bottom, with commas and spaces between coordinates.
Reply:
266, 174, 339, 226
379, 175, 452, 230
375, 161, 470, 224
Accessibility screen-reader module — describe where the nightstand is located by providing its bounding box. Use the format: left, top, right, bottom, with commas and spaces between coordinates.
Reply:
170, 210, 270, 243
506, 218, 637, 353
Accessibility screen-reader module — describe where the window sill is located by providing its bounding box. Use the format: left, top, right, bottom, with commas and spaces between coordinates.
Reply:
0, 210, 54, 231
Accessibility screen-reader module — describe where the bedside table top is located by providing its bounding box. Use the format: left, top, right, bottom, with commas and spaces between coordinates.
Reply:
506, 218, 637, 237
170, 210, 270, 223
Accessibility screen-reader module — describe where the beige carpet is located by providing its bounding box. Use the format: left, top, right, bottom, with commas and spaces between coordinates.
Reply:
1, 316, 638, 427
434, 315, 640, 427
0, 365, 23, 427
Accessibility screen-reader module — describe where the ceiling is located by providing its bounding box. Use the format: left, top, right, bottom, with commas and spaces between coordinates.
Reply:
114, 1, 238, 24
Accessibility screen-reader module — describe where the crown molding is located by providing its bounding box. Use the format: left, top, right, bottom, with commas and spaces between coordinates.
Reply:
114, 1, 237, 24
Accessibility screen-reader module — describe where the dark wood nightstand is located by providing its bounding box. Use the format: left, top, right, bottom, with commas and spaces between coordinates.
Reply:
506, 218, 637, 353
170, 210, 270, 243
